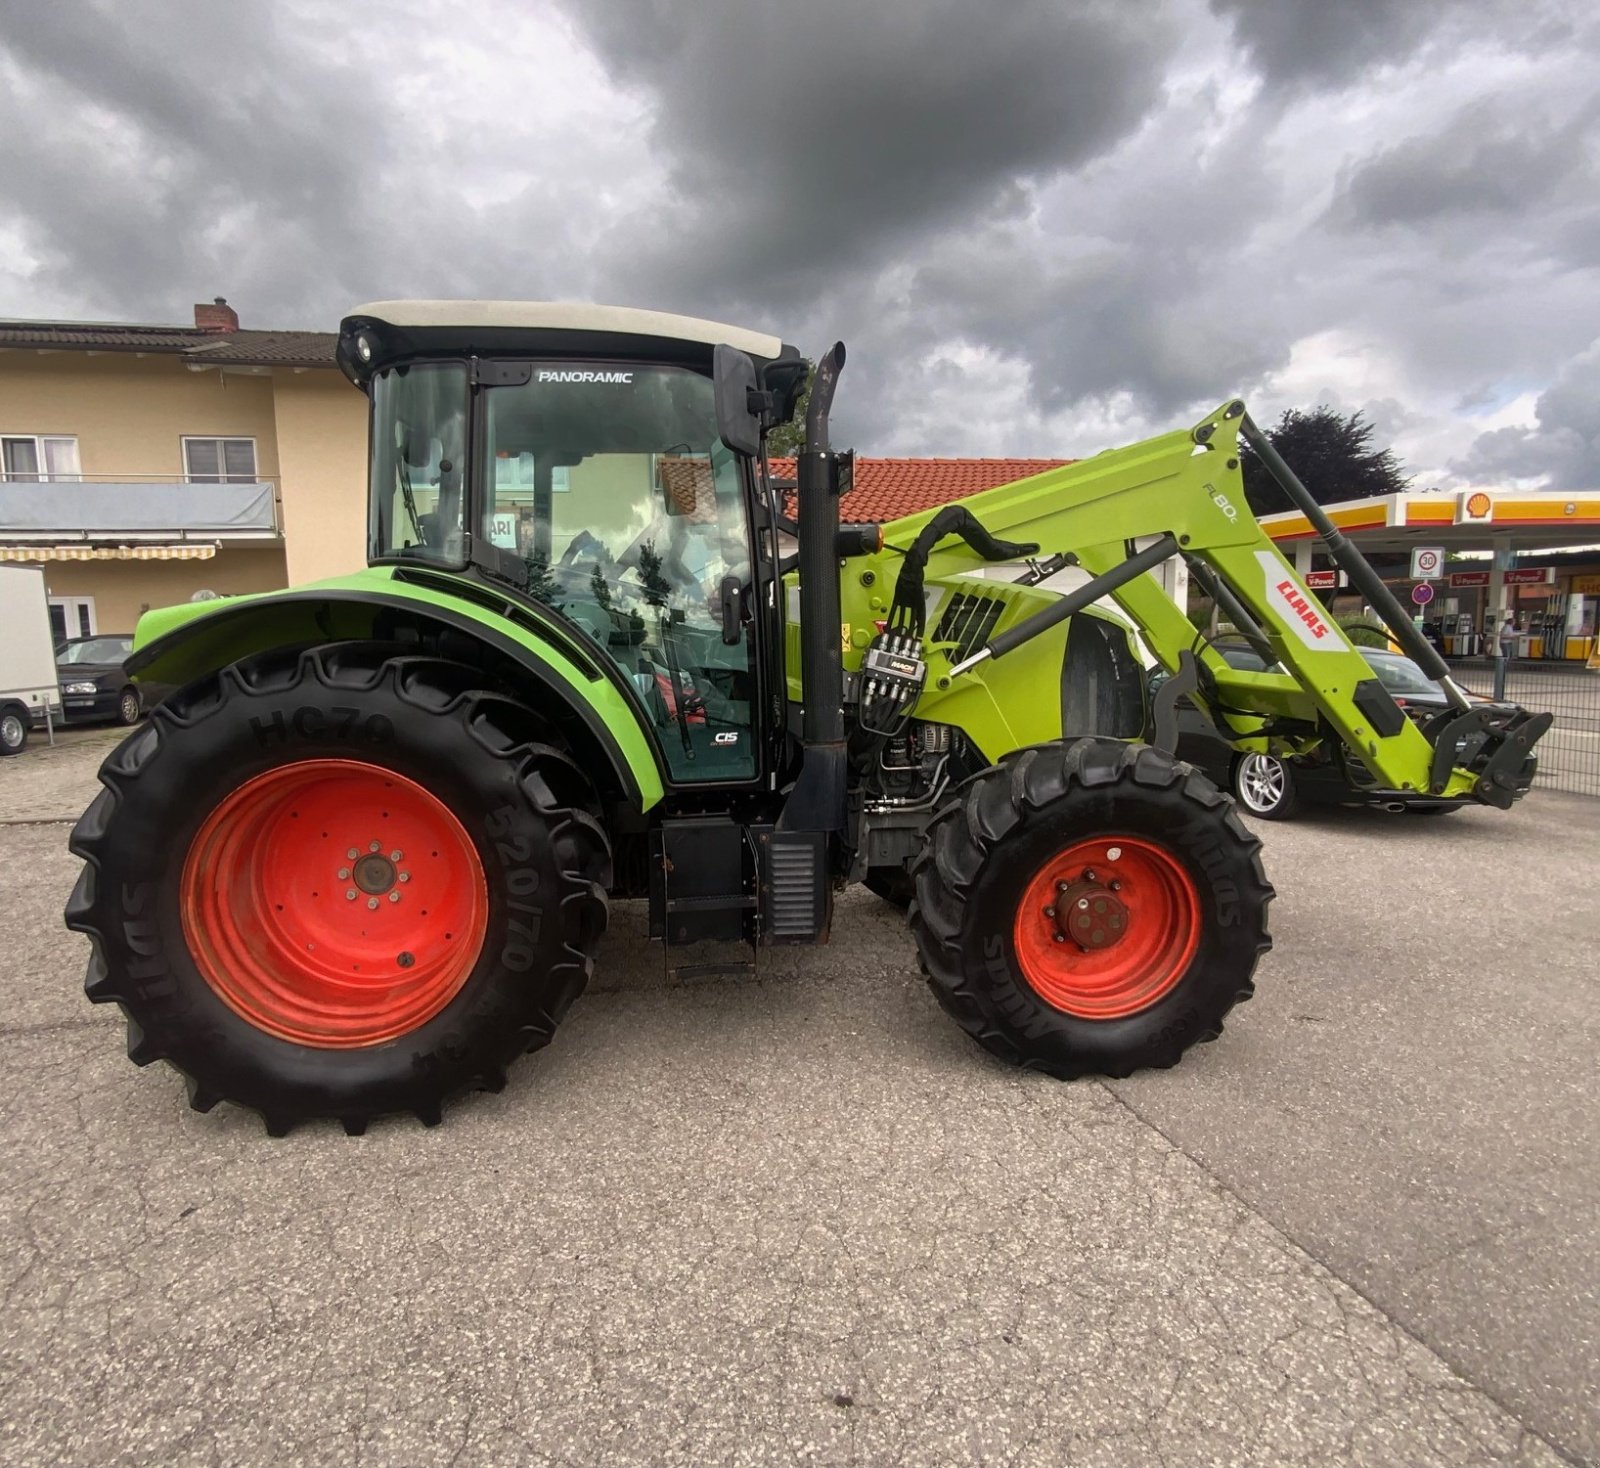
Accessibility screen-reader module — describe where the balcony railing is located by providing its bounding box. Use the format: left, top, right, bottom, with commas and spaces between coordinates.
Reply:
0, 474, 282, 541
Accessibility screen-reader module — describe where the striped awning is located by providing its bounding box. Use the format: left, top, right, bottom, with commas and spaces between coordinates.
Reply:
0, 543, 218, 562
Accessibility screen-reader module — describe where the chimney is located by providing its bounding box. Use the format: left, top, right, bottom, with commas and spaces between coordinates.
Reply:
194, 296, 239, 333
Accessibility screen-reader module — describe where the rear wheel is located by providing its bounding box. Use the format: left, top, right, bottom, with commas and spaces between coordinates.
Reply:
0, 706, 26, 756
67, 644, 610, 1134
911, 739, 1272, 1078
1232, 751, 1299, 820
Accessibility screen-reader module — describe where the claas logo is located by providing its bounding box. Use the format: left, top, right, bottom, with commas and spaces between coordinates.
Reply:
1275, 580, 1330, 639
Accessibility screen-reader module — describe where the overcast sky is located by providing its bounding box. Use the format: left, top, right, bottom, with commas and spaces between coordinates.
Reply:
1, 0, 1596, 489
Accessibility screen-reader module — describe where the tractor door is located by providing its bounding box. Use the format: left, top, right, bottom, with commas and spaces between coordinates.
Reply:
480, 363, 760, 783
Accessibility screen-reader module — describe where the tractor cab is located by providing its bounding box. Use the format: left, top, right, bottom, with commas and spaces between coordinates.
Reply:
339, 302, 809, 786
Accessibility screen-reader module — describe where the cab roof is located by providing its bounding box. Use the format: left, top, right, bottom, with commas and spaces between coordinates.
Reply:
345, 300, 785, 362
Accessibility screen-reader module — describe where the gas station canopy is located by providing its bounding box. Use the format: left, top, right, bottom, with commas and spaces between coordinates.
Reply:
1259, 488, 1600, 551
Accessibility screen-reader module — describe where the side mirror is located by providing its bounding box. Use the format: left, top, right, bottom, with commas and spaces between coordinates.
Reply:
713, 345, 761, 457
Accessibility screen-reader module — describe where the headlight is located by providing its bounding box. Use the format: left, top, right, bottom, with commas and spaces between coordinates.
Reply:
64, 681, 98, 695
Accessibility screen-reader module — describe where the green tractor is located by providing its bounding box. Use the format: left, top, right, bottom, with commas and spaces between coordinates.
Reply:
66, 302, 1548, 1134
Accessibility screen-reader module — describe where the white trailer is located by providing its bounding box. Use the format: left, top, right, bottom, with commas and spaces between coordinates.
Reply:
0, 564, 61, 755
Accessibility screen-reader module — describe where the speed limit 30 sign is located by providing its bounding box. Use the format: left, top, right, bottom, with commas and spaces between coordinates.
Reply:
1410, 545, 1445, 579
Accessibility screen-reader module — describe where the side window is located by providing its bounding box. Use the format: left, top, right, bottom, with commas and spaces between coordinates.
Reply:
367, 364, 470, 565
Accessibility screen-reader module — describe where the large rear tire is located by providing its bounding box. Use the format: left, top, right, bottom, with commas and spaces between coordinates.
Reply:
66, 644, 610, 1134
911, 739, 1272, 1079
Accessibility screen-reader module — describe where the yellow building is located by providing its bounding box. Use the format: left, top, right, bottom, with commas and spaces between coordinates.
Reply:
0, 298, 365, 639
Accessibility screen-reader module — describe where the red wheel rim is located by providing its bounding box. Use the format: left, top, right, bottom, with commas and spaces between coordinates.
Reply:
1011, 836, 1200, 1020
180, 759, 488, 1048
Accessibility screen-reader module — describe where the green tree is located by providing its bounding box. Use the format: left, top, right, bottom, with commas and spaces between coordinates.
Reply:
1240, 406, 1410, 516
524, 548, 560, 606
763, 361, 813, 457
637, 540, 671, 609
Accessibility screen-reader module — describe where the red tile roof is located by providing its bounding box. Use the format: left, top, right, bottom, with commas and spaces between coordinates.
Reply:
770, 456, 1070, 524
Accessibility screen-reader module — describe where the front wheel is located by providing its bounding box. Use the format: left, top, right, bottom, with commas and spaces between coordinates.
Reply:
911, 739, 1272, 1079
1232, 751, 1300, 820
67, 644, 610, 1134
116, 687, 142, 725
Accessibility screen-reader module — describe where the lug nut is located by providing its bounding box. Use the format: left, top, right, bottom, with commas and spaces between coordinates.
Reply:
388, 892, 401, 903
367, 897, 379, 910
369, 841, 382, 853
1109, 880, 1122, 891
1057, 881, 1070, 893
398, 873, 411, 884
345, 889, 357, 901
1044, 906, 1056, 918
390, 850, 403, 862
347, 848, 359, 861
1078, 898, 1090, 909
1083, 869, 1096, 883
337, 867, 350, 880
1053, 934, 1066, 943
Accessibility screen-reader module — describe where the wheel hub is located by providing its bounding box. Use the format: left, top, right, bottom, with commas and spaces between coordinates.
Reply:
352, 852, 398, 894
1051, 877, 1129, 951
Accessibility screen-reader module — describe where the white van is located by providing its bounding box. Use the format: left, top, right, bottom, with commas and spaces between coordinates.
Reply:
0, 564, 63, 755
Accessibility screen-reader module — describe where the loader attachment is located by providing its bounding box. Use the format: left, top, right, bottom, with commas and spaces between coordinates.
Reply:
848, 399, 1549, 808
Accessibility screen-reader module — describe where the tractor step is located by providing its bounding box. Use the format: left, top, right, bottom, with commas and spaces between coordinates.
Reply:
649, 817, 830, 949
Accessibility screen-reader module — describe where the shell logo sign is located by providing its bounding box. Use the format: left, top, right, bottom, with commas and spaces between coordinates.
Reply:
1459, 491, 1494, 523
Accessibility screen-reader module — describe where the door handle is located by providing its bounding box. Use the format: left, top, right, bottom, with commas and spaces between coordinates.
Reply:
719, 575, 745, 645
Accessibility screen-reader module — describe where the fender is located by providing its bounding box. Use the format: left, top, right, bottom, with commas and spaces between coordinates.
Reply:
127, 567, 665, 811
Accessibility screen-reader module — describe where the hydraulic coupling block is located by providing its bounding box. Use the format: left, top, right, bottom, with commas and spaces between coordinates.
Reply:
859, 631, 927, 737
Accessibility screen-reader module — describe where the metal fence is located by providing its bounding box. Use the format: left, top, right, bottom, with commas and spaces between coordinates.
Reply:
1447, 657, 1600, 798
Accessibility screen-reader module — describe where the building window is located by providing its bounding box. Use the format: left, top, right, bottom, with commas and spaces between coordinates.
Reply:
48, 597, 97, 641
1, 435, 81, 482
183, 437, 258, 484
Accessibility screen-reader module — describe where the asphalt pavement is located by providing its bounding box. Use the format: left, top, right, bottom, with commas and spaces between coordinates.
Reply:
0, 729, 1593, 1466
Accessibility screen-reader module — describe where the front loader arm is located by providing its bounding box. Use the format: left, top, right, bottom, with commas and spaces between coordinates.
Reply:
843, 400, 1545, 806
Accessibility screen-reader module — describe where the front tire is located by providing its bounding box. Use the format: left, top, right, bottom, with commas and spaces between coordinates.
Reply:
1232, 751, 1300, 820
911, 739, 1272, 1079
116, 687, 142, 726
66, 644, 610, 1134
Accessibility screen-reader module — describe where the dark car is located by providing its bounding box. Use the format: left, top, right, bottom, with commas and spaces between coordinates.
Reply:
1164, 641, 1469, 820
54, 635, 148, 726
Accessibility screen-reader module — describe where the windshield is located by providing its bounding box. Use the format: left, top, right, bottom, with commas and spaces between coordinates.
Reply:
369, 363, 470, 564
484, 363, 758, 782
58, 637, 131, 665
1368, 654, 1443, 697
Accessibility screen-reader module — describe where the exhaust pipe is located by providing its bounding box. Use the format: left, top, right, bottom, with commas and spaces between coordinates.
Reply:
779, 342, 849, 836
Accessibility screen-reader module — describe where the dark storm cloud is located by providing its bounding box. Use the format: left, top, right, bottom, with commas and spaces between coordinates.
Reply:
554, 0, 1181, 314
0, 0, 374, 321
1207, 0, 1556, 92
2, 0, 1598, 482
1329, 97, 1600, 237
1456, 341, 1600, 490
0, 2, 651, 326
